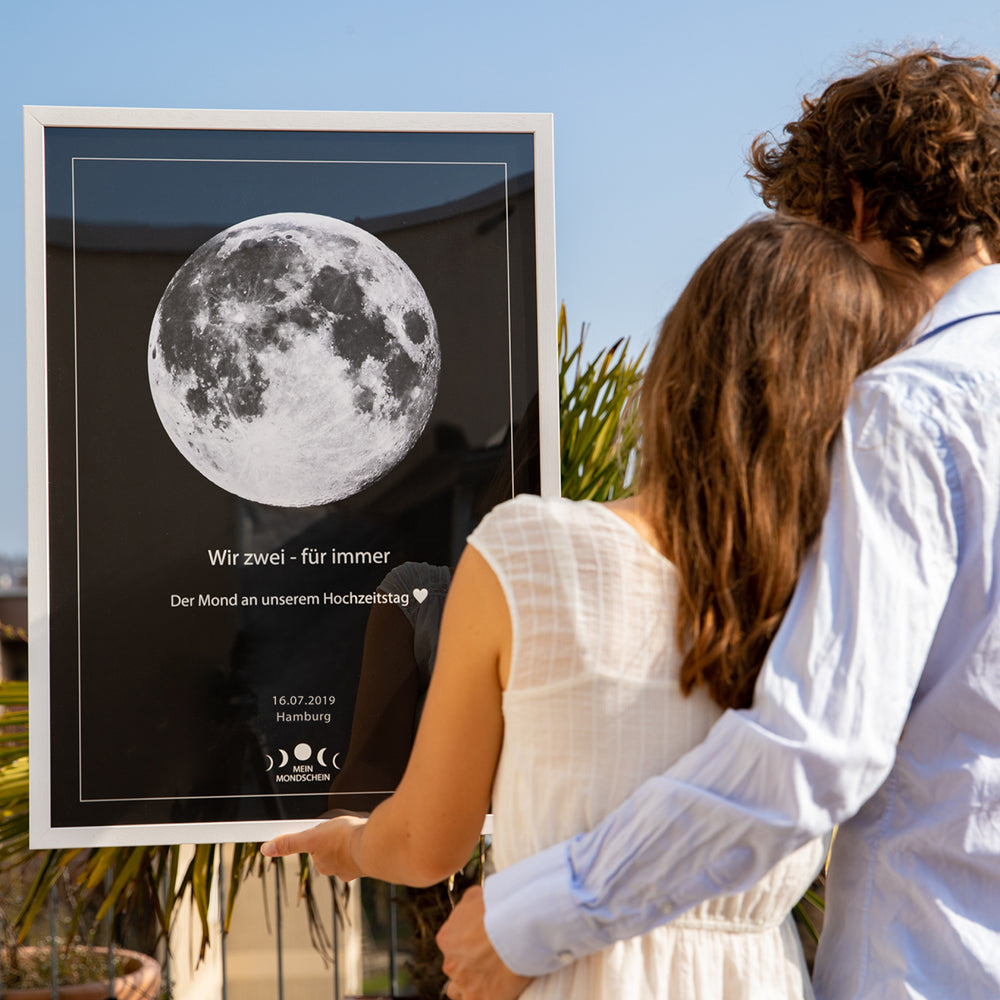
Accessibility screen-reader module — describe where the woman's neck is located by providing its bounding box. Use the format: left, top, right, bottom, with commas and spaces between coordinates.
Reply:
603, 493, 665, 553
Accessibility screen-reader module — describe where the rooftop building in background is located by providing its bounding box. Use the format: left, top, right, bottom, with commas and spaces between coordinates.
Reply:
0, 556, 27, 682
0, 555, 27, 592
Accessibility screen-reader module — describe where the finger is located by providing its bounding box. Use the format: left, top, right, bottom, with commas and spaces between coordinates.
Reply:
260, 833, 304, 857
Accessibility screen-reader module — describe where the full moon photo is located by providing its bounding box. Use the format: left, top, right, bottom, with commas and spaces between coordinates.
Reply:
148, 212, 440, 506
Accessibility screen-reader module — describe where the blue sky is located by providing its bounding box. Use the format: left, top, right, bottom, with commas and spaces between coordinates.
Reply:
1, 0, 997, 556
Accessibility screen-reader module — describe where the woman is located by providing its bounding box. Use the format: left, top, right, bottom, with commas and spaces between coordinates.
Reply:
263, 215, 924, 997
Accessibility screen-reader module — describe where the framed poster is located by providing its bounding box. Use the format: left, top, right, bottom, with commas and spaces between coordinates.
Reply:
25, 107, 558, 847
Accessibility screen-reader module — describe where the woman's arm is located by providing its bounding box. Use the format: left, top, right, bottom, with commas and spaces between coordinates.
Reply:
263, 544, 510, 887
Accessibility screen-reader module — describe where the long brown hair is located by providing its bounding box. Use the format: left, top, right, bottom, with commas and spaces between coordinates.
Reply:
639, 215, 926, 709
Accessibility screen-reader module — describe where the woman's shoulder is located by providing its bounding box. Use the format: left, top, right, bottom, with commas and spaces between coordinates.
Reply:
470, 494, 581, 546
471, 494, 669, 567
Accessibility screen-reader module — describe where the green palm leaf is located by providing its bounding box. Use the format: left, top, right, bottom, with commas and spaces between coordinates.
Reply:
558, 304, 645, 502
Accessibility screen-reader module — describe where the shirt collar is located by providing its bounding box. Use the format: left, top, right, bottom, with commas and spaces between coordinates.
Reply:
913, 263, 1000, 344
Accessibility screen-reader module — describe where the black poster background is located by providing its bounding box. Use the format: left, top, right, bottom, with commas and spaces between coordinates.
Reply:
40, 125, 540, 834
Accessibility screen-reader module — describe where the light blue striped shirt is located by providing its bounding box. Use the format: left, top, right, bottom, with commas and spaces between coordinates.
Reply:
483, 265, 1000, 999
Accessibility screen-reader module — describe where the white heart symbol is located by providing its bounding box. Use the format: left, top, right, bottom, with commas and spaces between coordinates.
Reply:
413, 588, 428, 604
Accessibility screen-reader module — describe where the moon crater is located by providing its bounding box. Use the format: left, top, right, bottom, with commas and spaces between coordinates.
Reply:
148, 212, 440, 506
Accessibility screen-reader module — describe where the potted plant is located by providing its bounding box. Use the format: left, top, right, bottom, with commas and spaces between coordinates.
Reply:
0, 941, 161, 1000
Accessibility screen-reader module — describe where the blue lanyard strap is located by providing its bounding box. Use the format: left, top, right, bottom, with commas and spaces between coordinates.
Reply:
913, 310, 1000, 345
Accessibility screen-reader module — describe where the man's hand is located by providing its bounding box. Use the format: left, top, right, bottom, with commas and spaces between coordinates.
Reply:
260, 815, 366, 880
437, 886, 533, 1000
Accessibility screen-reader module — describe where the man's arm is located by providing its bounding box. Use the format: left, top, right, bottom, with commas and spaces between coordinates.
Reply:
440, 376, 959, 986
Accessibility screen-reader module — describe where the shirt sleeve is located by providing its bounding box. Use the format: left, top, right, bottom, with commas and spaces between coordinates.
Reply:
483, 375, 962, 976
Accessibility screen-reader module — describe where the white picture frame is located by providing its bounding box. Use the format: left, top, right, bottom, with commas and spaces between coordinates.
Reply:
25, 106, 558, 847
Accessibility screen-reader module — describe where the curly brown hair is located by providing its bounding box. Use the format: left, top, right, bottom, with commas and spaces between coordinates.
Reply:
639, 215, 927, 710
747, 48, 1000, 268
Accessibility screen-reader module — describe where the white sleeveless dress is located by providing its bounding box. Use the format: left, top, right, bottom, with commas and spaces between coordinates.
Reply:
468, 496, 821, 999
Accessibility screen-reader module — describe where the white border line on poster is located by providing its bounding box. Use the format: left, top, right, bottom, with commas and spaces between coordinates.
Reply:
68, 154, 510, 806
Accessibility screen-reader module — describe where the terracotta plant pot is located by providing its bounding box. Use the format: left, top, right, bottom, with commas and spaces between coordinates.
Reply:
2, 946, 161, 1000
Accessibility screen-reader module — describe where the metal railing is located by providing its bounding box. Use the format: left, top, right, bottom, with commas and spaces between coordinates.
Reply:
0, 864, 414, 999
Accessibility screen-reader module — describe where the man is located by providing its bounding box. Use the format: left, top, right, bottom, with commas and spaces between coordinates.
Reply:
436, 48, 1000, 999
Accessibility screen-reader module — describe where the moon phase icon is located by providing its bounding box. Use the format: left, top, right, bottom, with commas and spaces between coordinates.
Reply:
148, 212, 440, 506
